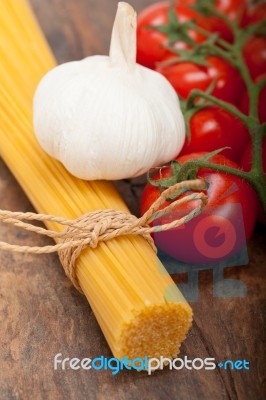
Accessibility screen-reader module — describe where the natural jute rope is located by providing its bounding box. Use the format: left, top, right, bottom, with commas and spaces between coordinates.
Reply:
0, 179, 207, 292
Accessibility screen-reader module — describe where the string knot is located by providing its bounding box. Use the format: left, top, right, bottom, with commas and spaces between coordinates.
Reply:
58, 210, 154, 292
0, 179, 208, 294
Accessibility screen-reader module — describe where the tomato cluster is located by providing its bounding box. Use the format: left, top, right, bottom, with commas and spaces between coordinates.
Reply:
138, 0, 266, 263
137, 0, 265, 160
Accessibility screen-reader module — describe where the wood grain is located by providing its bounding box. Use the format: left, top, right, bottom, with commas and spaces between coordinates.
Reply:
0, 1, 265, 399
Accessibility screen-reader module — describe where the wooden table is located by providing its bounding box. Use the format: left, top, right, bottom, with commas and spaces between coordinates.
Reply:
0, 1, 265, 399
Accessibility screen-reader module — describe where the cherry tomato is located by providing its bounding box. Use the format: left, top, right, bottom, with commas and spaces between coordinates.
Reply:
243, 36, 266, 81
181, 0, 247, 42
180, 106, 250, 163
214, 0, 246, 21
241, 3, 266, 27
141, 153, 257, 264
180, 0, 246, 20
136, 2, 210, 69
136, 2, 169, 69
156, 56, 245, 105
206, 15, 233, 43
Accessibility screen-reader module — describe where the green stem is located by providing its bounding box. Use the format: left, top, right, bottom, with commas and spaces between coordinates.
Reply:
177, 159, 249, 181
252, 125, 266, 173
245, 19, 266, 37
187, 89, 248, 124
231, 33, 260, 124
177, 159, 266, 212
203, 43, 238, 67
257, 79, 266, 91
191, 24, 234, 51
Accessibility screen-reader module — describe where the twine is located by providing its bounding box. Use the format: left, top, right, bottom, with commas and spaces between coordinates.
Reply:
0, 179, 207, 292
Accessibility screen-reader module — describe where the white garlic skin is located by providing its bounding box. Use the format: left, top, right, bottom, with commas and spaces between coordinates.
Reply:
34, 56, 185, 180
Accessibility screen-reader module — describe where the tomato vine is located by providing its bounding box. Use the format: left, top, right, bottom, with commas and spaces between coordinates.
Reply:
152, 0, 266, 210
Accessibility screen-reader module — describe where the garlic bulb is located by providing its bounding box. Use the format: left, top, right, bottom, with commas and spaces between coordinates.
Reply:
33, 2, 185, 180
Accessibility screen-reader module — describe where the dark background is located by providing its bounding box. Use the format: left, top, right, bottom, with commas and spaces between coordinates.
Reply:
0, 1, 265, 399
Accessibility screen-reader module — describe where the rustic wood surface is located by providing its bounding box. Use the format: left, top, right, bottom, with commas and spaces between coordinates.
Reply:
0, 0, 265, 399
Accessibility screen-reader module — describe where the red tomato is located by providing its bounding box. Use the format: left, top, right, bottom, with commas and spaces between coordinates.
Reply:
206, 15, 233, 43
137, 2, 170, 69
180, 106, 250, 163
141, 153, 257, 264
214, 0, 246, 21
243, 36, 266, 81
181, 0, 246, 21
181, 0, 247, 42
136, 2, 210, 69
241, 3, 266, 27
156, 56, 244, 105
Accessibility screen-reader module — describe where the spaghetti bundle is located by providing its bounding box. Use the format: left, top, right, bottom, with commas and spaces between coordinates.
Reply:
0, 0, 192, 360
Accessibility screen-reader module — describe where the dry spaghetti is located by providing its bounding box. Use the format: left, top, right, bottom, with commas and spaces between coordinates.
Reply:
0, 179, 207, 292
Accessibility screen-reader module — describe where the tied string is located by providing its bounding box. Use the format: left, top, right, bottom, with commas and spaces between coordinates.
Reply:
0, 179, 207, 293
